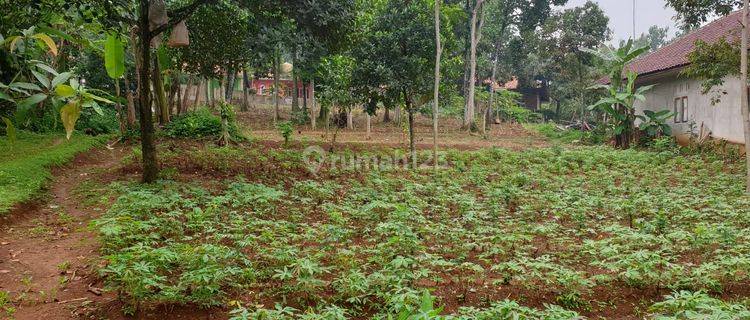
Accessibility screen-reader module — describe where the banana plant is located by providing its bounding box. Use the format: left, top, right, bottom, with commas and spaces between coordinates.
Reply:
587, 40, 652, 148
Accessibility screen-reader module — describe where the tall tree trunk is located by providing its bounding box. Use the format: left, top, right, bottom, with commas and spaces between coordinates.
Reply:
742, 0, 750, 192
408, 106, 416, 169
152, 55, 168, 125
384, 107, 391, 122
291, 47, 299, 115
461, 0, 472, 98
273, 48, 280, 123
366, 113, 372, 140
241, 70, 249, 112
302, 82, 308, 115
181, 75, 193, 114
311, 79, 317, 129
124, 74, 137, 127
175, 74, 182, 115
395, 104, 401, 125
225, 67, 236, 102
347, 109, 353, 129
464, 0, 485, 129
168, 72, 179, 116
433, 0, 442, 170
115, 79, 125, 136
193, 78, 203, 110
137, 0, 158, 183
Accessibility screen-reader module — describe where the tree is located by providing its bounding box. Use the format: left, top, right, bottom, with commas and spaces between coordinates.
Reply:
473, 0, 568, 128
534, 1, 610, 122
353, 0, 442, 168
463, 0, 486, 129
433, 0, 442, 170
620, 25, 671, 53
665, 0, 741, 31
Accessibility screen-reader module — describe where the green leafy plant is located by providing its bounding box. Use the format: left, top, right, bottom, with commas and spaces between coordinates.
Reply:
164, 108, 239, 139
637, 109, 674, 138
277, 121, 293, 145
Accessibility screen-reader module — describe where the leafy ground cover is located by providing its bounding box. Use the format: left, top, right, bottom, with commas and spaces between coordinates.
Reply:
0, 131, 109, 214
92, 141, 750, 319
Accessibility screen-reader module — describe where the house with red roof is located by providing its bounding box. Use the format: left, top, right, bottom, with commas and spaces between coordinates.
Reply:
628, 10, 744, 144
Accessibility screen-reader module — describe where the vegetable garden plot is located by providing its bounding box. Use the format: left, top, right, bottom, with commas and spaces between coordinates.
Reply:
95, 145, 750, 319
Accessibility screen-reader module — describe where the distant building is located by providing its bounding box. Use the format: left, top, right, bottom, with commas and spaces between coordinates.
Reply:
498, 77, 549, 111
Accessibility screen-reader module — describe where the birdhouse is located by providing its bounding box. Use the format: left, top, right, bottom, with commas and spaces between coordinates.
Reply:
168, 21, 190, 47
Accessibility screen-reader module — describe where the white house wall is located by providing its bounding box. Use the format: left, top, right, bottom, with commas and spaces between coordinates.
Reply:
634, 75, 744, 144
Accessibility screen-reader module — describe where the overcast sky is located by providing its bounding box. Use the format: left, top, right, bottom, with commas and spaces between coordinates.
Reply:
561, 0, 679, 44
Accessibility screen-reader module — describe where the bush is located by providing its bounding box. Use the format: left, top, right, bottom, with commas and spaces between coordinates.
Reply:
528, 123, 606, 145
164, 107, 240, 139
76, 107, 119, 135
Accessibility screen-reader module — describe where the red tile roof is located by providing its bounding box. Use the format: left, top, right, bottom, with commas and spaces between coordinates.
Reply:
627, 10, 743, 76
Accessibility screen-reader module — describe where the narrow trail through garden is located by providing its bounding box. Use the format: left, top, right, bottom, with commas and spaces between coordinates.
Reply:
0, 145, 124, 319
0, 145, 210, 320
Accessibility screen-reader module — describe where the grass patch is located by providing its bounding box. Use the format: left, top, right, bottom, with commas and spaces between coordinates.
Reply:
0, 131, 109, 214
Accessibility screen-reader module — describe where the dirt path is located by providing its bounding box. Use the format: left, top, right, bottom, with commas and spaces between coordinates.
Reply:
0, 146, 128, 319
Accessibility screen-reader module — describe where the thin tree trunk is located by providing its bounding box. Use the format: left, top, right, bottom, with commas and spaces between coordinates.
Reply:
225, 68, 236, 102
168, 72, 179, 116
384, 107, 391, 122
124, 74, 137, 127
242, 70, 249, 112
347, 109, 353, 130
137, 0, 158, 183
311, 79, 317, 129
127, 29, 140, 129
366, 113, 372, 140
175, 74, 182, 115
152, 55, 168, 125
742, 0, 750, 192
408, 108, 416, 169
464, 0, 485, 129
193, 78, 203, 109
273, 49, 280, 123
395, 104, 401, 125
115, 80, 125, 136
181, 75, 193, 114
302, 82, 308, 117
292, 47, 299, 115
433, 0, 442, 170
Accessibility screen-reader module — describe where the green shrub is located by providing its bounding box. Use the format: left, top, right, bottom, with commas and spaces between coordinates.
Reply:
276, 121, 293, 144
76, 107, 119, 135
164, 107, 240, 139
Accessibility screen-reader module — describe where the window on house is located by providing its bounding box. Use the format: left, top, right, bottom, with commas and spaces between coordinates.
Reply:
682, 97, 689, 123
673, 96, 688, 123
259, 85, 265, 95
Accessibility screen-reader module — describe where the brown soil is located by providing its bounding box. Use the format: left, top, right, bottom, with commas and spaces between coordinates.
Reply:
0, 145, 218, 320
235, 105, 548, 151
